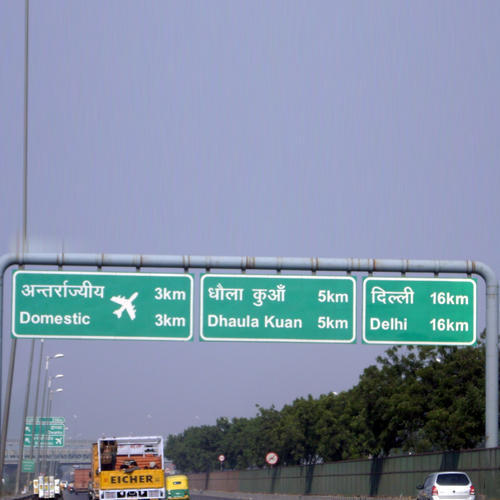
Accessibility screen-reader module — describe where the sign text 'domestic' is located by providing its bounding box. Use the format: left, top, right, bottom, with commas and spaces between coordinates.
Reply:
12, 271, 193, 340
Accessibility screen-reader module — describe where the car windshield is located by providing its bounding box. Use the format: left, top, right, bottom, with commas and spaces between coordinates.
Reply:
436, 474, 470, 486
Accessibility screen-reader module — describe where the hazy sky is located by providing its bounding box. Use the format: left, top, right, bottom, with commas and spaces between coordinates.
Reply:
1, 1, 499, 442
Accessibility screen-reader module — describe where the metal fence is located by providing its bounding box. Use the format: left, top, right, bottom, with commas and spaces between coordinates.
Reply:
188, 448, 500, 500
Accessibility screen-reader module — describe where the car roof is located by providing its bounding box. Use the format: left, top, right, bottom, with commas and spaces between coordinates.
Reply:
431, 471, 469, 475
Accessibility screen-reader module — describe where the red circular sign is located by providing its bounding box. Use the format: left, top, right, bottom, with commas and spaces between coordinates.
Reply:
218, 454, 225, 462
265, 452, 278, 465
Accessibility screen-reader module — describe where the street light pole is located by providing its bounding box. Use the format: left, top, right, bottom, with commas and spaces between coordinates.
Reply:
0, 338, 17, 490
44, 388, 63, 476
34, 354, 63, 476
15, 339, 35, 493
41, 376, 63, 475
0, 0, 31, 491
28, 339, 44, 481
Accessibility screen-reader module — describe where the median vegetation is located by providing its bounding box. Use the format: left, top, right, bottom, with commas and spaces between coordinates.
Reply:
165, 341, 485, 472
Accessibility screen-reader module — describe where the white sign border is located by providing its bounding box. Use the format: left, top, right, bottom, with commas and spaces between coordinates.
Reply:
200, 274, 356, 343
362, 276, 477, 345
12, 270, 194, 341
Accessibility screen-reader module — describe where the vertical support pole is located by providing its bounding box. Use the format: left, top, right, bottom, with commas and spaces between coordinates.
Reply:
485, 280, 499, 448
0, 265, 3, 486
30, 339, 43, 478
0, 338, 17, 490
36, 358, 48, 476
15, 338, 35, 493
44, 394, 53, 474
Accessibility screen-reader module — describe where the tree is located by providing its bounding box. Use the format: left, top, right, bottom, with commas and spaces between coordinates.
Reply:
354, 343, 485, 455
165, 341, 487, 470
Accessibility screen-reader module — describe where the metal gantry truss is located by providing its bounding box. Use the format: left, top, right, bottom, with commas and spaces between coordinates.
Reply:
0, 253, 497, 476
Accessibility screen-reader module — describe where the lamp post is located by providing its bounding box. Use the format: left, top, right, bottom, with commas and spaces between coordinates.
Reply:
26, 339, 44, 481
72, 414, 78, 441
35, 354, 63, 476
40, 380, 63, 475
15, 338, 36, 494
43, 375, 64, 418
44, 388, 63, 476
46, 389, 63, 420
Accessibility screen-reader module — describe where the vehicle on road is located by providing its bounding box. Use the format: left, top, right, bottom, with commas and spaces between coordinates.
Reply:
55, 478, 62, 499
166, 475, 189, 500
96, 435, 166, 500
89, 443, 100, 500
73, 468, 91, 494
417, 471, 475, 500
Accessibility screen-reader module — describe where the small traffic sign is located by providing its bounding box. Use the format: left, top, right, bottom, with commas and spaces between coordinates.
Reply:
12, 271, 194, 341
218, 455, 225, 462
201, 274, 356, 342
363, 277, 476, 345
22, 459, 35, 473
265, 452, 278, 465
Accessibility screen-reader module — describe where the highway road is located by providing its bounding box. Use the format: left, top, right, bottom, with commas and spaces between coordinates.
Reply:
62, 492, 232, 500
192, 496, 233, 500
63, 491, 87, 500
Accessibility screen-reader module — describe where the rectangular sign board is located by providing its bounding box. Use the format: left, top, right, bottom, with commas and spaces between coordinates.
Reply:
201, 274, 356, 342
26, 416, 65, 425
24, 434, 65, 447
363, 277, 476, 345
12, 271, 194, 340
24, 415, 65, 447
22, 459, 35, 473
25, 424, 65, 436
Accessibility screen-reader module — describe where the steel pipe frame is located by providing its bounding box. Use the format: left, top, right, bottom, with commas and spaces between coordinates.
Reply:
0, 252, 497, 477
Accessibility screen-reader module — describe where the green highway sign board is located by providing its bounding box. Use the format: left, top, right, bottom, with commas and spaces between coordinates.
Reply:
23, 435, 65, 448
200, 274, 356, 342
22, 459, 35, 473
26, 417, 65, 425
363, 277, 476, 345
12, 271, 194, 340
24, 416, 65, 447
24, 423, 65, 436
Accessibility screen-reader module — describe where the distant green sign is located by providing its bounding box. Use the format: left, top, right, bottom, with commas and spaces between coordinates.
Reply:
22, 459, 35, 473
201, 274, 356, 342
363, 277, 476, 345
26, 416, 65, 425
25, 423, 65, 436
24, 416, 65, 447
24, 435, 64, 448
12, 271, 193, 340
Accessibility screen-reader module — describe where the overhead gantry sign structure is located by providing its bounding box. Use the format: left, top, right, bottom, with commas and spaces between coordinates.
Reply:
0, 252, 497, 449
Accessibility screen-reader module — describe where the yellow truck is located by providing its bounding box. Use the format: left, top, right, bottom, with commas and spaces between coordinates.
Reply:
95, 436, 165, 500
89, 443, 100, 500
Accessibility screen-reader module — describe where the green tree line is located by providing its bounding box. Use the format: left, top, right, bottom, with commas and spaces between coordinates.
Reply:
165, 342, 486, 472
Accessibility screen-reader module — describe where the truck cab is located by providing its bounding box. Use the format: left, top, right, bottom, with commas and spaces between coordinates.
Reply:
97, 436, 165, 500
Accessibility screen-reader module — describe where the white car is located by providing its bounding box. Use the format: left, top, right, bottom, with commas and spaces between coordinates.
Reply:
417, 471, 475, 500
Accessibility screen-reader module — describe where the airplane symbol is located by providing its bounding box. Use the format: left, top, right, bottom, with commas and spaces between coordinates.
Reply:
110, 292, 138, 320
55, 437, 62, 444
